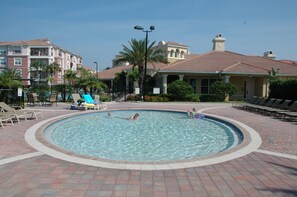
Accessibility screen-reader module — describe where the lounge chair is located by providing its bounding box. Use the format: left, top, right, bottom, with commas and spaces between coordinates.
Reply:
82, 94, 95, 109
27, 93, 40, 106
243, 97, 268, 112
72, 93, 81, 104
94, 95, 107, 110
0, 115, 14, 128
47, 93, 58, 106
263, 100, 292, 116
256, 99, 283, 115
275, 101, 297, 120
0, 102, 43, 120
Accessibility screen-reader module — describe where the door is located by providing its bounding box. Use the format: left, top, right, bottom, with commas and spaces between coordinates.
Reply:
244, 78, 255, 100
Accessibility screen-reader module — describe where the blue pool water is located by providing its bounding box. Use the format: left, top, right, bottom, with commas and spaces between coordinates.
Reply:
44, 110, 243, 162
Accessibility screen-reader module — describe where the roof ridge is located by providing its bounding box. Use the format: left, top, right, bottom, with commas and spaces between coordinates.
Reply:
223, 61, 271, 72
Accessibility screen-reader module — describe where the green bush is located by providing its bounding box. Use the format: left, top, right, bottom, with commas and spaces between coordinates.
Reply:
199, 94, 222, 102
185, 94, 200, 102
100, 94, 112, 102
269, 79, 297, 100
210, 81, 237, 101
167, 80, 195, 101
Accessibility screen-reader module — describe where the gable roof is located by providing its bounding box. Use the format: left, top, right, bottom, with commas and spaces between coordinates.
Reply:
161, 51, 297, 75
96, 50, 297, 80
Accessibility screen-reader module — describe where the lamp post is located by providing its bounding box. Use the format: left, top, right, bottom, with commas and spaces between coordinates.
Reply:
123, 70, 127, 102
134, 25, 155, 102
94, 61, 98, 78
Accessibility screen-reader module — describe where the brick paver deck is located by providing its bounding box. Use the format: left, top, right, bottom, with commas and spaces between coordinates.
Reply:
0, 102, 296, 197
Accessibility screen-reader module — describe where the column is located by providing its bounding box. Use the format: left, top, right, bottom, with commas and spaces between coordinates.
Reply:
224, 75, 230, 83
179, 75, 184, 81
162, 74, 168, 94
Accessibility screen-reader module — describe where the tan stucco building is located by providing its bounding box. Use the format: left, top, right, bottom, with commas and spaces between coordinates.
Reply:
99, 34, 297, 100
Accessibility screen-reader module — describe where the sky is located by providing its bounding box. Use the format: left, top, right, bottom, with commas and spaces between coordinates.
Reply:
1, 0, 297, 70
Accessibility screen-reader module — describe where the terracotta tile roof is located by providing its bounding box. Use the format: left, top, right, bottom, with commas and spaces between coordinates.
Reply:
98, 65, 132, 80
98, 62, 169, 80
0, 39, 51, 46
166, 41, 188, 48
161, 51, 297, 75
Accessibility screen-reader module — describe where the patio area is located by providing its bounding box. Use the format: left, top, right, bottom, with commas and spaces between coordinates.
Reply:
0, 102, 296, 197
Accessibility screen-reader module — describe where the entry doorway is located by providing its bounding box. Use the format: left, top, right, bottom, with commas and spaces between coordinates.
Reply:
243, 78, 255, 100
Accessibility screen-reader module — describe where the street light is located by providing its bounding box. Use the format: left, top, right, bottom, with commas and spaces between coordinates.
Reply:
134, 25, 155, 101
94, 61, 98, 78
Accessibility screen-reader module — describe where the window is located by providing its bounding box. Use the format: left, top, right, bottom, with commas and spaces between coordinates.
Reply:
0, 57, 7, 66
201, 79, 219, 94
0, 49, 6, 54
14, 57, 22, 65
13, 46, 21, 54
190, 79, 196, 93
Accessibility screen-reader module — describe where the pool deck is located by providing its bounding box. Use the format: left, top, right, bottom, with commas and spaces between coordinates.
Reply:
0, 102, 296, 197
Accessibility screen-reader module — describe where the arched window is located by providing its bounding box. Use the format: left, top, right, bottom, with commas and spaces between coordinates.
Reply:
170, 50, 175, 57
175, 49, 180, 58
180, 51, 185, 59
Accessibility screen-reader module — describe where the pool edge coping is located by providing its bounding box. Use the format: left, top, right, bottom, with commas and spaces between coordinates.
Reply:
25, 107, 262, 170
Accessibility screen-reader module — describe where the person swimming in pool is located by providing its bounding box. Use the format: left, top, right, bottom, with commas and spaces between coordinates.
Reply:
108, 112, 139, 121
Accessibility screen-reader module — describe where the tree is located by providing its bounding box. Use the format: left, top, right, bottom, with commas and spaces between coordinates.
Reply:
0, 68, 22, 88
116, 38, 167, 100
30, 61, 46, 85
46, 62, 61, 93
63, 69, 77, 100
76, 67, 107, 96
0, 68, 23, 103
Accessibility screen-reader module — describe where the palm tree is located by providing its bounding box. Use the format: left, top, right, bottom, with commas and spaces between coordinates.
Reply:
0, 68, 22, 88
116, 38, 167, 99
76, 67, 106, 96
0, 68, 23, 103
30, 61, 46, 85
63, 70, 77, 100
46, 62, 61, 93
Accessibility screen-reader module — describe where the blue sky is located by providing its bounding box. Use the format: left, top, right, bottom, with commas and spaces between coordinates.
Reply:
1, 0, 297, 70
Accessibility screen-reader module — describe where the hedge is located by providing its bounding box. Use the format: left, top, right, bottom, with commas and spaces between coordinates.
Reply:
269, 79, 297, 100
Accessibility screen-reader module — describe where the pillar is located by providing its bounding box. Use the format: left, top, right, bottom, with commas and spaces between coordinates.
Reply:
162, 74, 168, 94
179, 75, 184, 81
224, 75, 230, 83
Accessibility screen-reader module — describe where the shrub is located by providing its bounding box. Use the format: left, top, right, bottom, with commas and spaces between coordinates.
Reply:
100, 94, 112, 102
269, 79, 297, 100
185, 94, 200, 102
167, 80, 195, 101
199, 94, 222, 102
210, 81, 237, 101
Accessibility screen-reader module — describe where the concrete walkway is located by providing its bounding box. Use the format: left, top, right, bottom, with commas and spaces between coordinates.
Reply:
0, 102, 296, 197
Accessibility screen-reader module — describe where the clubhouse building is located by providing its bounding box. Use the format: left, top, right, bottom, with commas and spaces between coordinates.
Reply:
99, 34, 297, 100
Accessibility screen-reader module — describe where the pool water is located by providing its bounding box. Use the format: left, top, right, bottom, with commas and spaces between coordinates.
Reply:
44, 110, 243, 162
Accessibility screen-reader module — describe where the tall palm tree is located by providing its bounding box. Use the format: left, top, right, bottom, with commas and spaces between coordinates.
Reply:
63, 70, 77, 100
46, 62, 62, 93
30, 61, 46, 85
116, 38, 167, 99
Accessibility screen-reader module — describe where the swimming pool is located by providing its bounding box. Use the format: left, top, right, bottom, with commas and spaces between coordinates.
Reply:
43, 110, 243, 163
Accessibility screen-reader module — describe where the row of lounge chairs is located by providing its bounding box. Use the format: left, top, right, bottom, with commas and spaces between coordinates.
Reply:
233, 97, 297, 121
0, 102, 43, 128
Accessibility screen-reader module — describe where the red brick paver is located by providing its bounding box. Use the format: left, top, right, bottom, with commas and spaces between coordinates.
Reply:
0, 102, 296, 197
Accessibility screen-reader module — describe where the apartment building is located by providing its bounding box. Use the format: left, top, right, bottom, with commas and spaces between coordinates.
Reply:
0, 38, 82, 86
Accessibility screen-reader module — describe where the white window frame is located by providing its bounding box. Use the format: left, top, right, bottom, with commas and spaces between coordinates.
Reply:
0, 57, 6, 66
14, 57, 22, 65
